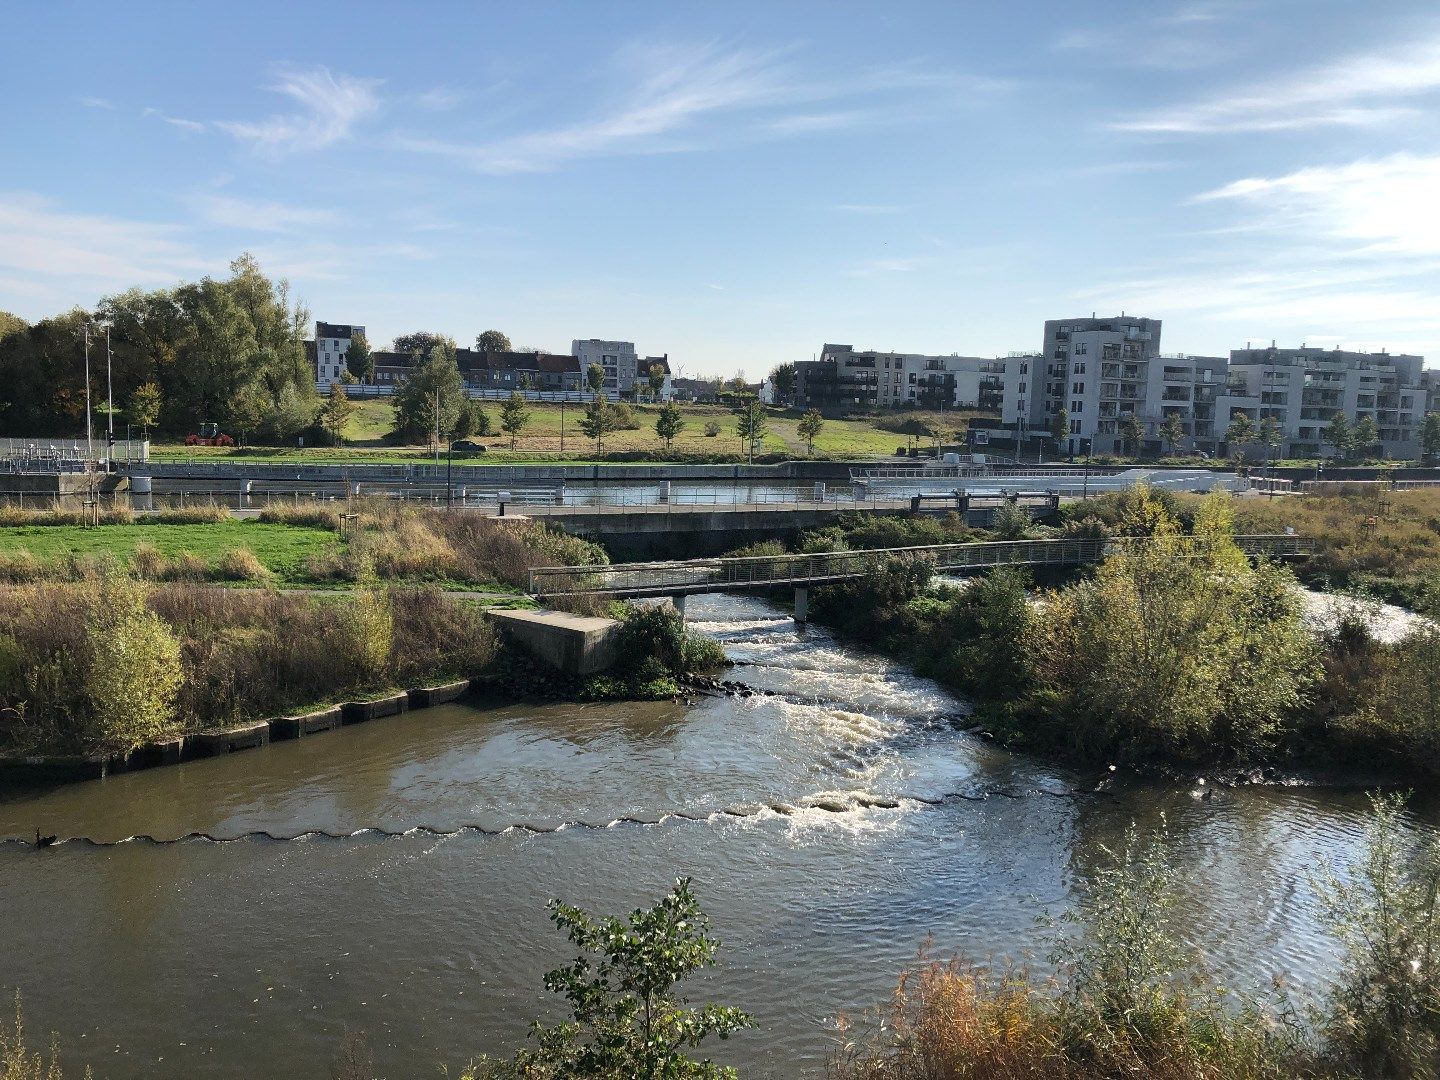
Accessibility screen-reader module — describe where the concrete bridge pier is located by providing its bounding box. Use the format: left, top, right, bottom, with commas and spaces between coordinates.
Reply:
673, 594, 688, 621
794, 586, 809, 625
349, 480, 362, 498
661, 480, 671, 503
130, 475, 153, 511
239, 478, 252, 509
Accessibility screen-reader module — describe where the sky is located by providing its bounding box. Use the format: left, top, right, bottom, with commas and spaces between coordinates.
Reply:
4, 0, 1440, 377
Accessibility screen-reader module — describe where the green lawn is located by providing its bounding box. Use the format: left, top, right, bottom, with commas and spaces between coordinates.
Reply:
0, 521, 339, 581
148, 400, 990, 464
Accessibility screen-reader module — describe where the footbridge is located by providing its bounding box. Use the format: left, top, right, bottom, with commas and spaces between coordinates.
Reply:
527, 534, 1314, 622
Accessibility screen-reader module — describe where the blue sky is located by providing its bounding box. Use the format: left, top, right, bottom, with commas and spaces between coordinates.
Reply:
4, 0, 1440, 376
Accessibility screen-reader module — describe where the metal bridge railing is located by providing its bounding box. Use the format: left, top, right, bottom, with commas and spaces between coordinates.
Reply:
527, 534, 1313, 597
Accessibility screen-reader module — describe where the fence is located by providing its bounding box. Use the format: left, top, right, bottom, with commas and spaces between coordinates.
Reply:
527, 533, 1313, 597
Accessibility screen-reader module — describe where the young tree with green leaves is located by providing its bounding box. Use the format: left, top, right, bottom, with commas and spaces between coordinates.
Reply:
475, 329, 511, 353
587, 363, 605, 397
769, 362, 797, 404
1052, 408, 1070, 454
500, 391, 532, 449
647, 363, 667, 402
1119, 412, 1145, 457
1257, 415, 1283, 455
127, 381, 162, 438
318, 382, 357, 444
228, 384, 268, 447
735, 400, 768, 464
1158, 412, 1185, 455
1423, 413, 1440, 462
1226, 412, 1256, 462
797, 408, 825, 455
1325, 411, 1354, 460
345, 331, 373, 383
485, 878, 752, 1079
655, 402, 685, 449
1352, 414, 1379, 459
579, 395, 617, 454
393, 342, 465, 443
265, 383, 318, 442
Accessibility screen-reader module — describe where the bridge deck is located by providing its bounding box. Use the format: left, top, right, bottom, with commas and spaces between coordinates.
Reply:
528, 534, 1313, 599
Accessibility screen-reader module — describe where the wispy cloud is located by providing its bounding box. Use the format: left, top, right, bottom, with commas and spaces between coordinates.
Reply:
194, 194, 338, 233
0, 192, 210, 291
78, 95, 116, 110
413, 87, 464, 111
1055, 0, 1251, 70
215, 65, 382, 153
1113, 31, 1440, 133
395, 43, 999, 174
1195, 153, 1440, 257
143, 107, 206, 134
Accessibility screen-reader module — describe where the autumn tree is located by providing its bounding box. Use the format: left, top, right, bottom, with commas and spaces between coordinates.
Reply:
500, 391, 532, 449
797, 409, 825, 455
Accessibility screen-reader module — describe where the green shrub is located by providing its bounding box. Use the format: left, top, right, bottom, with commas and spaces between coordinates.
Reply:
83, 579, 183, 750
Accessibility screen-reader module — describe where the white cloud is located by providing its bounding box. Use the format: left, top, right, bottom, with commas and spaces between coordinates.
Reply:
1113, 31, 1440, 133
79, 96, 116, 110
143, 107, 206, 134
1196, 153, 1440, 257
215, 65, 381, 153
0, 193, 211, 292
395, 43, 997, 174
194, 195, 338, 233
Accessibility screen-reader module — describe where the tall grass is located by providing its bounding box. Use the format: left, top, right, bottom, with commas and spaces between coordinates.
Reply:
0, 578, 500, 754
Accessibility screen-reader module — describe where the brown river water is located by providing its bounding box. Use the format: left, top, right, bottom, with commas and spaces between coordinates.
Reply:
0, 592, 1432, 1078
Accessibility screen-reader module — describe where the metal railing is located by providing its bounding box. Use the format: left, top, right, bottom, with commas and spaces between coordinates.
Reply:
528, 534, 1314, 597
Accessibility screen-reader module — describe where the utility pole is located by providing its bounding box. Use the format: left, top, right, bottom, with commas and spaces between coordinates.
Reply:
560, 398, 566, 451
433, 385, 440, 466
83, 323, 94, 459
105, 325, 115, 472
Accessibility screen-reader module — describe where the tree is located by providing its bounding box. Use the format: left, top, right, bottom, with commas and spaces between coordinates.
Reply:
1158, 413, 1185, 455
769, 362, 797, 404
393, 342, 465, 443
648, 363, 667, 402
1226, 413, 1256, 462
1422, 412, 1440, 462
1324, 411, 1353, 460
725, 375, 751, 395
500, 391, 532, 449
1119, 412, 1144, 457
587, 363, 605, 397
127, 381, 162, 437
345, 331, 373, 383
579, 395, 617, 453
84, 579, 183, 751
490, 879, 752, 1079
1352, 414, 1379, 459
1052, 408, 1070, 454
735, 400, 768, 464
319, 382, 358, 444
229, 384, 268, 446
797, 409, 825, 455
475, 329, 511, 353
392, 331, 451, 358
655, 403, 686, 449
264, 383, 317, 442
1257, 415, 1283, 455
897, 417, 933, 451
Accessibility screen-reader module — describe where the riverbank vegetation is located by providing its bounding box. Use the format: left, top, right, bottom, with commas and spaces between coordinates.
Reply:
0, 577, 501, 754
832, 792, 1440, 1080
0, 500, 605, 592
803, 488, 1440, 775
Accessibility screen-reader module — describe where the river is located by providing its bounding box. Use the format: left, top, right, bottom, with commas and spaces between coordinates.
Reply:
0, 593, 1430, 1078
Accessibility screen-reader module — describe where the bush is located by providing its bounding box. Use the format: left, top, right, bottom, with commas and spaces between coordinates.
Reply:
704, 420, 722, 437
83, 578, 183, 750
611, 402, 640, 429
214, 547, 271, 582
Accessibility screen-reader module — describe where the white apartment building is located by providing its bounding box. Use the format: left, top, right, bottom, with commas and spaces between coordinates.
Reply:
1226, 346, 1423, 458
1000, 319, 1427, 458
313, 322, 364, 388
571, 339, 672, 399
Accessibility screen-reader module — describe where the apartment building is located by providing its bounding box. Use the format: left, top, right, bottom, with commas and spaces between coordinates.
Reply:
371, 348, 583, 392
311, 322, 365, 388
571, 339, 672, 399
998, 319, 1427, 458
795, 344, 1005, 411
1226, 346, 1423, 458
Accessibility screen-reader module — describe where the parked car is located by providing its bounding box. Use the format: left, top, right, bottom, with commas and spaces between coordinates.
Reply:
451, 441, 486, 453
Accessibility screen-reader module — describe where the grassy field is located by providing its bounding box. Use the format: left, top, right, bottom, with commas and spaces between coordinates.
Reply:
146, 401, 986, 463
0, 521, 339, 582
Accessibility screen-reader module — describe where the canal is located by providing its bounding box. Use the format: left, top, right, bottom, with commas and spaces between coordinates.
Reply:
0, 593, 1426, 1077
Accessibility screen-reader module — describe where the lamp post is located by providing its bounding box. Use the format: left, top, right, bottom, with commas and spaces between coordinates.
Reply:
83, 323, 94, 460
446, 439, 454, 510
1082, 438, 1092, 501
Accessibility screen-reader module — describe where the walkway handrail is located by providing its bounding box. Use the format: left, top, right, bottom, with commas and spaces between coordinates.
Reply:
528, 533, 1313, 597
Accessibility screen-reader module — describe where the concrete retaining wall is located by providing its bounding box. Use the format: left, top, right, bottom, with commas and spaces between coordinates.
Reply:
491, 609, 621, 675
